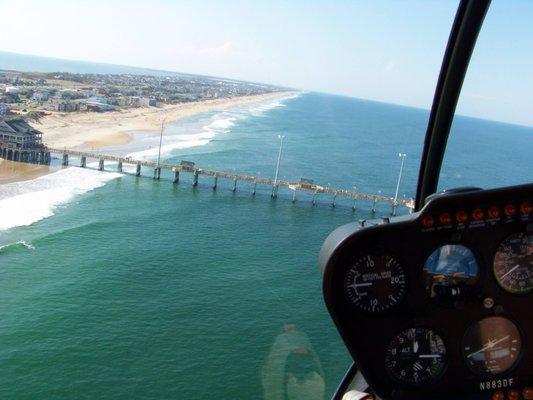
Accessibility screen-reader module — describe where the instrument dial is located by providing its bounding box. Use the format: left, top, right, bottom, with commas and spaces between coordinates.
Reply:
424, 244, 479, 298
493, 233, 532, 294
424, 244, 478, 279
344, 255, 406, 313
385, 327, 447, 386
462, 316, 522, 378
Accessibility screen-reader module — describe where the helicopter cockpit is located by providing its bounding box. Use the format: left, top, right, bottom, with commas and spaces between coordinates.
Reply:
319, 1, 532, 399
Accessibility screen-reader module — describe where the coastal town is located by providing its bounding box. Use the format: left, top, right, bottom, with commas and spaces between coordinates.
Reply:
0, 69, 282, 114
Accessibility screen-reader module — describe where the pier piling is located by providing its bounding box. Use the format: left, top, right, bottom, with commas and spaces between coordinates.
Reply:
331, 193, 337, 208
153, 167, 161, 180
292, 189, 297, 203
252, 180, 257, 196
193, 171, 199, 187
312, 191, 318, 206
62, 153, 69, 166
135, 163, 141, 177
98, 159, 104, 171
213, 175, 218, 190
271, 185, 279, 199
232, 178, 237, 192
80, 156, 86, 168
173, 169, 180, 184
117, 160, 123, 172
371, 197, 377, 213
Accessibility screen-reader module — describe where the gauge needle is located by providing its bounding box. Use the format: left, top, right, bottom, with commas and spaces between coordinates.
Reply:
467, 335, 510, 358
419, 354, 441, 358
500, 264, 520, 279
349, 283, 372, 288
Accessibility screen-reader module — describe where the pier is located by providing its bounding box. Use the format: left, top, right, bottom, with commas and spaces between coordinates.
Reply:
47, 148, 415, 214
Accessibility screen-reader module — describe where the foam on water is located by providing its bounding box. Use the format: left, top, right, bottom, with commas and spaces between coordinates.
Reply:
126, 93, 300, 160
127, 114, 236, 159
0, 240, 35, 254
0, 167, 122, 232
205, 115, 236, 131
246, 92, 302, 116
126, 136, 213, 159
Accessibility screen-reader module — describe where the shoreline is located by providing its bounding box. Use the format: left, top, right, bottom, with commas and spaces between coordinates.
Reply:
0, 91, 298, 185
30, 91, 295, 150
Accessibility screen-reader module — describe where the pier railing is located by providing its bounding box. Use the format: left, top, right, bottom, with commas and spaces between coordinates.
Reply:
48, 148, 415, 213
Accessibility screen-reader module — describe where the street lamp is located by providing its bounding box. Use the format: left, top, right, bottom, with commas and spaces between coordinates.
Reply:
157, 112, 165, 168
392, 153, 407, 215
154, 111, 165, 180
272, 135, 285, 198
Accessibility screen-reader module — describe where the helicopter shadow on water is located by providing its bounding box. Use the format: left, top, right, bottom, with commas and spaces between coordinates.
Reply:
261, 324, 326, 400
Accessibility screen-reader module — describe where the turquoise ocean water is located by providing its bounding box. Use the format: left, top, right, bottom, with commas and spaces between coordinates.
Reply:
1, 56, 532, 399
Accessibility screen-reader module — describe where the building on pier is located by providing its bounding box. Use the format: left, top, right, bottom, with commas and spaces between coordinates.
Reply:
299, 178, 315, 189
0, 118, 50, 164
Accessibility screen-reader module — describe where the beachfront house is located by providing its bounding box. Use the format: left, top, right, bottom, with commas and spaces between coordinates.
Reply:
45, 99, 87, 112
85, 96, 116, 112
0, 118, 50, 164
126, 96, 157, 108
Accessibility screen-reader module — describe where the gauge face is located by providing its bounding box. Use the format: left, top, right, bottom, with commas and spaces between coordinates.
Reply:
385, 327, 447, 386
344, 255, 406, 313
424, 245, 478, 297
424, 244, 478, 279
462, 316, 522, 378
493, 233, 532, 294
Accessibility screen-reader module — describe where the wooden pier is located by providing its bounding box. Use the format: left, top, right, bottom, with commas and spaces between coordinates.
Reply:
48, 148, 415, 213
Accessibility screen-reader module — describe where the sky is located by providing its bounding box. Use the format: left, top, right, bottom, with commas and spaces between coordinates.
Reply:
0, 0, 532, 126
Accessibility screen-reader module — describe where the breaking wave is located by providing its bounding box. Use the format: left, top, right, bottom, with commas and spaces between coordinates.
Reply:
0, 240, 35, 254
127, 92, 301, 160
0, 167, 122, 232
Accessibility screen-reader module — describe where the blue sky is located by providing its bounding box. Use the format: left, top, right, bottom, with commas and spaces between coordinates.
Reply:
0, 0, 531, 126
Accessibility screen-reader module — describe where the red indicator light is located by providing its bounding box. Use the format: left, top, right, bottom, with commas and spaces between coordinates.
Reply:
507, 389, 520, 400
487, 206, 500, 219
491, 391, 504, 400
455, 211, 468, 223
421, 215, 434, 228
439, 213, 452, 225
504, 204, 516, 216
520, 202, 532, 214
472, 208, 484, 221
523, 387, 533, 400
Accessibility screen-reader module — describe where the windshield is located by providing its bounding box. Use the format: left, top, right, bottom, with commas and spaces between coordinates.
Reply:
439, 0, 533, 191
0, 2, 460, 399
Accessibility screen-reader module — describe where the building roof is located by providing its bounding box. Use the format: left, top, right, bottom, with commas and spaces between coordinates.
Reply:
0, 119, 42, 137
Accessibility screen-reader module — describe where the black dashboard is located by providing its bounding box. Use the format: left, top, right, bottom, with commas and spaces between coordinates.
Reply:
320, 183, 532, 400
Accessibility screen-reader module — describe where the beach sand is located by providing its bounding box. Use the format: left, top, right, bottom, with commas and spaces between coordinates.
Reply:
30, 91, 292, 149
0, 159, 54, 184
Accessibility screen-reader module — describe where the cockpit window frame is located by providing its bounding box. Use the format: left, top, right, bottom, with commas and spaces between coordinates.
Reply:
415, 0, 491, 211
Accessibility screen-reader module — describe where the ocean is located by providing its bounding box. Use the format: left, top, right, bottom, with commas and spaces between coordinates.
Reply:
1, 56, 533, 399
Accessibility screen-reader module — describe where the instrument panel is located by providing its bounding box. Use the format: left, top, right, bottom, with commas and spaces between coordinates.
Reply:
320, 184, 532, 400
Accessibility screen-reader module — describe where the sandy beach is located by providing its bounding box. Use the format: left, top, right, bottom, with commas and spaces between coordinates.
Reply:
29, 91, 292, 149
